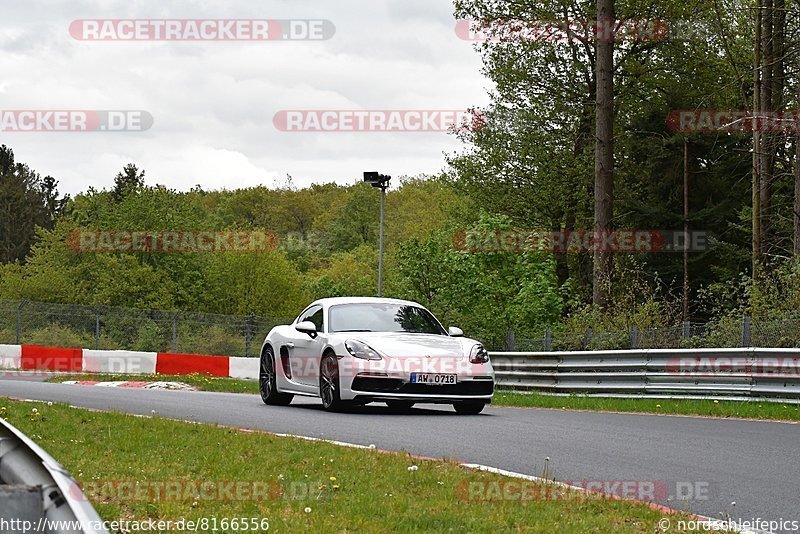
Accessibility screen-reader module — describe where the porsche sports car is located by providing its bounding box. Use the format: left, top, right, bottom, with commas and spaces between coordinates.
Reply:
258, 297, 494, 413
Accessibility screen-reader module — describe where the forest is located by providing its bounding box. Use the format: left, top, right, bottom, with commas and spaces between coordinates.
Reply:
2, 0, 800, 350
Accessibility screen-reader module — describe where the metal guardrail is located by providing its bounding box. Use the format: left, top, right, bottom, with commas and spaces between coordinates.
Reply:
0, 417, 107, 534
490, 348, 800, 401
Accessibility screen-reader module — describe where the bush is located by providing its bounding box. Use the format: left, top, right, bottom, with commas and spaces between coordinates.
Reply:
23, 323, 119, 349
174, 324, 246, 357
0, 327, 15, 344
130, 320, 169, 352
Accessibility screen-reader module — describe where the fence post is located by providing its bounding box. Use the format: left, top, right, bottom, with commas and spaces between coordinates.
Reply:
94, 307, 101, 349
682, 321, 690, 339
172, 312, 179, 352
16, 300, 26, 344
741, 315, 751, 347
544, 329, 552, 351
630, 325, 639, 349
505, 330, 515, 352
245, 314, 255, 358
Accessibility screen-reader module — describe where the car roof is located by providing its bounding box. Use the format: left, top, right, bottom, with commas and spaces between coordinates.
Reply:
309, 296, 423, 308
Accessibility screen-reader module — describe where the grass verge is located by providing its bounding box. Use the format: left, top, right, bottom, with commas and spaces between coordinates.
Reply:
0, 397, 699, 533
492, 391, 800, 421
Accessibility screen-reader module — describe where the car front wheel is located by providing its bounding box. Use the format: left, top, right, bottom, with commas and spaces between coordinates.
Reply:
320, 352, 349, 412
260, 345, 293, 406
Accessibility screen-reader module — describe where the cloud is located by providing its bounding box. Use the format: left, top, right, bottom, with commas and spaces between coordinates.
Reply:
0, 0, 491, 196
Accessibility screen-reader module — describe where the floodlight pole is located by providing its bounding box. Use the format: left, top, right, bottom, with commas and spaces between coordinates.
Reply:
378, 185, 385, 297
363, 172, 391, 297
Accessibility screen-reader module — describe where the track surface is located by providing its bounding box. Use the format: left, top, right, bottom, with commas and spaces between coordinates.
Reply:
2, 376, 798, 529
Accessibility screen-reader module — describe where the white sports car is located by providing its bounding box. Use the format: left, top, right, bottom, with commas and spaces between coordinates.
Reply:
258, 297, 494, 414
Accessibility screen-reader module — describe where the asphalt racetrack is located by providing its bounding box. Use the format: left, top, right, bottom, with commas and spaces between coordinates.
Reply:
1, 374, 797, 530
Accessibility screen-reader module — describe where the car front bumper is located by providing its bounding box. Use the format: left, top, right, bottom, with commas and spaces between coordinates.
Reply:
343, 373, 494, 403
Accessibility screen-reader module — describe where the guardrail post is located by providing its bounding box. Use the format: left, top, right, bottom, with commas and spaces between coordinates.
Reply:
544, 329, 552, 351
741, 315, 751, 347
245, 314, 255, 358
172, 312, 179, 352
630, 325, 639, 349
16, 300, 26, 344
505, 330, 515, 351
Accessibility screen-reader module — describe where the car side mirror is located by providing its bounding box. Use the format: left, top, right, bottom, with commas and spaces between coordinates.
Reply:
295, 321, 318, 338
448, 326, 464, 337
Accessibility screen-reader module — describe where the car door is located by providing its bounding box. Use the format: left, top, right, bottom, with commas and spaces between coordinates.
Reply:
290, 305, 326, 387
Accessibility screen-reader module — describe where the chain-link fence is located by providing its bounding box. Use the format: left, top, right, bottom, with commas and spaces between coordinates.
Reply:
497, 314, 800, 352
6, 299, 800, 356
0, 300, 290, 358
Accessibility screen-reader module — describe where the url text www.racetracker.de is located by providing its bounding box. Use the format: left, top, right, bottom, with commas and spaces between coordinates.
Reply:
0, 517, 271, 533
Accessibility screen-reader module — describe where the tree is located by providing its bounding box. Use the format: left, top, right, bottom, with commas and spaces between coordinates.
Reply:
112, 163, 145, 201
394, 214, 563, 347
316, 182, 379, 253
593, 0, 616, 308
0, 145, 67, 263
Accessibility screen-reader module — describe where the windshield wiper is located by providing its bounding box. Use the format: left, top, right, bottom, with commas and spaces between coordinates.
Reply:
335, 329, 374, 332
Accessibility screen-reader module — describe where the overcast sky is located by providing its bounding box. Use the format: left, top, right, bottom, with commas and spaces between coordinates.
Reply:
0, 0, 492, 196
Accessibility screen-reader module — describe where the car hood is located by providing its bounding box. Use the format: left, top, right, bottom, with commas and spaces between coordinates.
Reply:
344, 332, 477, 359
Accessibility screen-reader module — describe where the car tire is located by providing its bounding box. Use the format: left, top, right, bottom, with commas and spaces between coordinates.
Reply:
260, 345, 293, 406
320, 352, 349, 412
386, 401, 415, 412
453, 402, 485, 415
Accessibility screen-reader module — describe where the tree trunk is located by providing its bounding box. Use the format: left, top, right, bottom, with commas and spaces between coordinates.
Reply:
752, 0, 762, 276
758, 0, 772, 258
794, 82, 800, 255
683, 138, 690, 321
593, 0, 615, 309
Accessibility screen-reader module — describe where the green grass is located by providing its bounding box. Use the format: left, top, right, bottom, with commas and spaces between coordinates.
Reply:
47, 372, 800, 422
493, 391, 800, 421
0, 398, 700, 533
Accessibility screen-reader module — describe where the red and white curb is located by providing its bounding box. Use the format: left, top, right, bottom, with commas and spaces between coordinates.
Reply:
0, 343, 257, 379
61, 380, 196, 391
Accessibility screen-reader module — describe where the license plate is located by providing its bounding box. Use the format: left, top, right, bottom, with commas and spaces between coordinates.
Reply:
411, 373, 457, 385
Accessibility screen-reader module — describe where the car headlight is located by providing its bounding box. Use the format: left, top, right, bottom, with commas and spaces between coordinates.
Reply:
469, 344, 489, 364
345, 339, 382, 361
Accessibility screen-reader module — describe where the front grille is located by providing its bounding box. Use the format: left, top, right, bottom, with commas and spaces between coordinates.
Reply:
351, 376, 493, 396
351, 376, 404, 393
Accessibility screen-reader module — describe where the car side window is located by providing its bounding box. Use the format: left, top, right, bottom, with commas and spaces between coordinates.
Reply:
307, 308, 324, 332
298, 305, 324, 333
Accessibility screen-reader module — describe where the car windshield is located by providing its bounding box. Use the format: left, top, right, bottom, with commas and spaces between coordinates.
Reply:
329, 303, 447, 335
